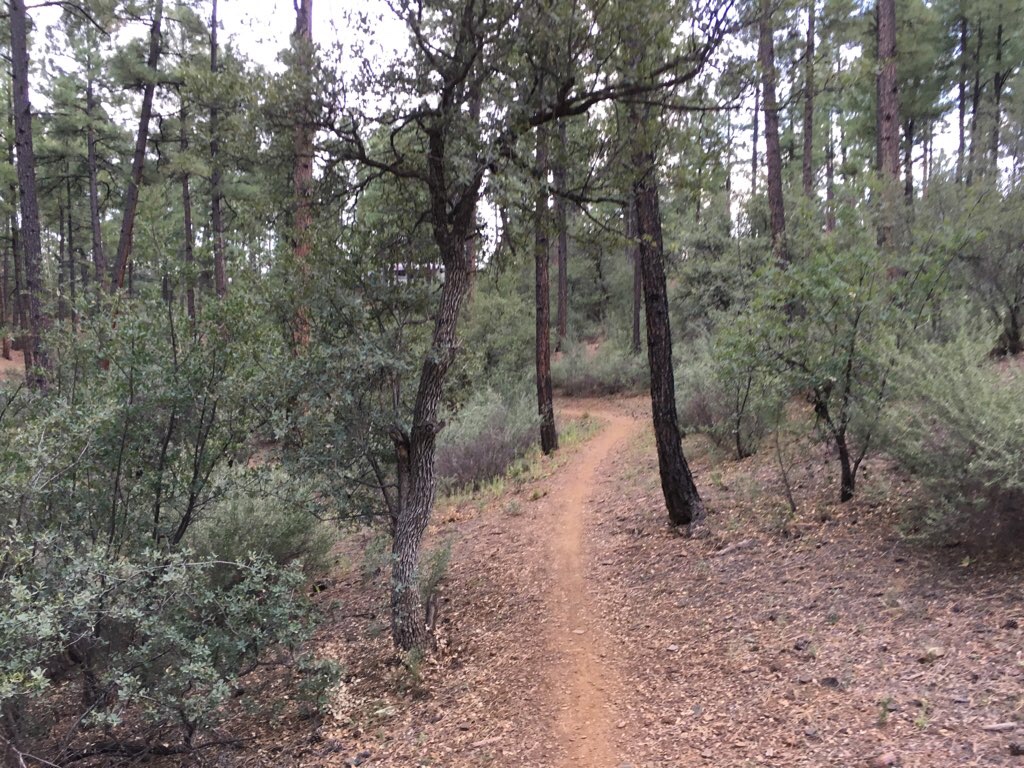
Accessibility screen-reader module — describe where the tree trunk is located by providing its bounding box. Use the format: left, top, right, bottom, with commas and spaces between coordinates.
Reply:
534, 124, 558, 455
1, 228, 9, 359
876, 0, 899, 247
10, 0, 49, 384
290, 0, 314, 349
66, 177, 77, 330
837, 431, 855, 502
957, 16, 967, 184
802, 0, 816, 198
86, 74, 106, 295
181, 104, 197, 322
628, 198, 642, 355
111, 0, 164, 293
825, 111, 836, 232
989, 22, 1007, 170
903, 118, 914, 203
554, 120, 569, 352
966, 23, 983, 187
759, 0, 787, 265
389, 127, 481, 652
751, 82, 759, 194
210, 0, 227, 298
630, 105, 706, 533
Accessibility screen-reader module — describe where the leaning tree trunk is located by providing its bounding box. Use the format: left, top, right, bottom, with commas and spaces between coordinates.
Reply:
10, 0, 49, 385
630, 104, 706, 533
111, 0, 164, 293
389, 128, 482, 652
759, 0, 788, 266
534, 123, 558, 454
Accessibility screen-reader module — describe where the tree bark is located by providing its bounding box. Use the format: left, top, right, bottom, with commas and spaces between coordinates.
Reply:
534, 124, 558, 455
751, 82, 759, 194
903, 118, 914, 203
628, 197, 642, 355
86, 73, 106, 294
389, 126, 482, 652
290, 0, 314, 349
802, 0, 816, 199
758, 0, 787, 265
111, 0, 164, 293
10, 0, 49, 384
956, 16, 967, 184
554, 120, 569, 352
181, 104, 196, 322
876, 0, 899, 247
1, 227, 9, 359
630, 104, 706, 532
210, 0, 227, 298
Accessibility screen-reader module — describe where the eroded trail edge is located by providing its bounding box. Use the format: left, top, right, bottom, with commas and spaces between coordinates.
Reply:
544, 407, 641, 768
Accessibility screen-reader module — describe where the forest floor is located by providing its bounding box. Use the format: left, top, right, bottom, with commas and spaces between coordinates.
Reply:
142, 398, 1024, 765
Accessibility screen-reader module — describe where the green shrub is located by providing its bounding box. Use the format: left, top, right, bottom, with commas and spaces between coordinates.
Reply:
883, 335, 1024, 540
675, 334, 780, 459
551, 341, 648, 396
188, 467, 334, 580
435, 387, 539, 490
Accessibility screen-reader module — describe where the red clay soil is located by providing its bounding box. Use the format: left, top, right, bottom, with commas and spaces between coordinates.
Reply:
107, 397, 1024, 767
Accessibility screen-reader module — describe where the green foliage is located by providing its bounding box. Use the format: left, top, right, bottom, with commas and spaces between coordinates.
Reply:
188, 467, 335, 581
551, 341, 649, 396
0, 297, 335, 756
883, 334, 1024, 538
435, 387, 540, 491
676, 334, 781, 459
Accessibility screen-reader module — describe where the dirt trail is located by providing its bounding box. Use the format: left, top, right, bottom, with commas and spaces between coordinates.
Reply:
543, 406, 642, 768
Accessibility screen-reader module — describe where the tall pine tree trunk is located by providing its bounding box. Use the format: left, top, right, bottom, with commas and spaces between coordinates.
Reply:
802, 0, 816, 198
86, 74, 106, 295
759, 0, 787, 265
210, 0, 227, 298
534, 124, 558, 455
10, 0, 49, 384
112, 0, 164, 293
630, 103, 705, 532
876, 0, 900, 247
957, 16, 968, 184
554, 120, 569, 352
181, 104, 197, 322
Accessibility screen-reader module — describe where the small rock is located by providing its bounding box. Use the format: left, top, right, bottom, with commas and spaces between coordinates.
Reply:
797, 674, 813, 684
1009, 743, 1024, 756
661, 715, 676, 725
804, 727, 820, 741
667, 643, 679, 652
820, 676, 841, 689
868, 752, 898, 768
918, 646, 946, 663
1003, 619, 1019, 630
572, 629, 585, 635
794, 637, 811, 651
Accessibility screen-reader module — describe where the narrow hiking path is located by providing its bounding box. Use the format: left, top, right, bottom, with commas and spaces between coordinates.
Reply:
291, 395, 1024, 768
542, 407, 642, 767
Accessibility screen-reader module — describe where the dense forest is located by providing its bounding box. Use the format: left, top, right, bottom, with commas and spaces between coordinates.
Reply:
1, 0, 1023, 764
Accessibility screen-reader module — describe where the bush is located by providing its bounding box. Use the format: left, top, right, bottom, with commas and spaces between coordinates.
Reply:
551, 341, 648, 396
883, 335, 1024, 541
189, 467, 334, 581
435, 387, 539, 490
0, 299, 337, 760
676, 334, 779, 459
